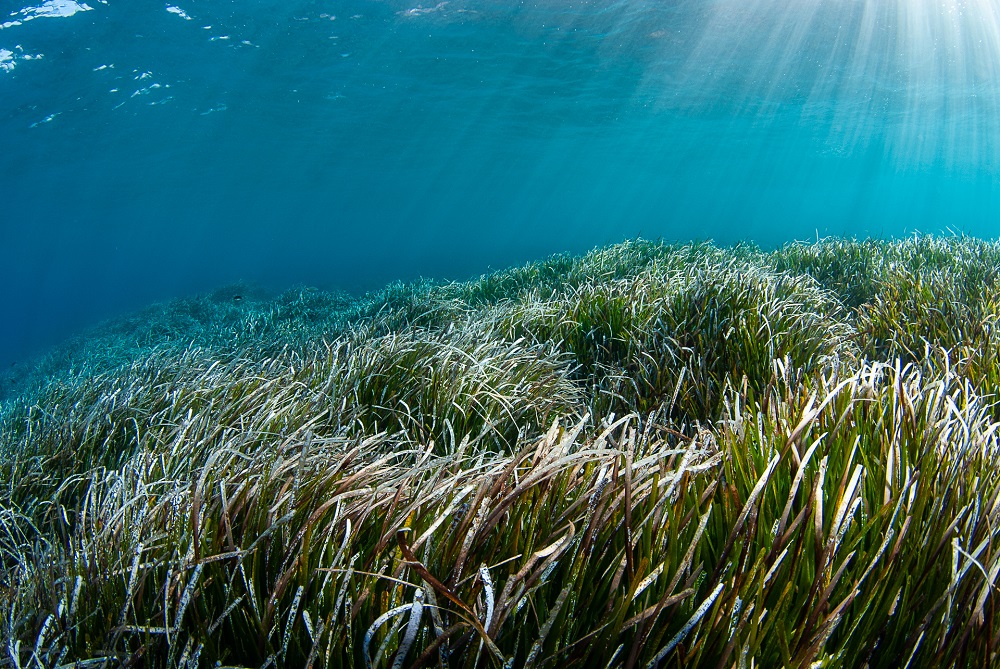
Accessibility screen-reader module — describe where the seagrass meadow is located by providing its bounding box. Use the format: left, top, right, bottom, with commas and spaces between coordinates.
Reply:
6, 235, 1000, 668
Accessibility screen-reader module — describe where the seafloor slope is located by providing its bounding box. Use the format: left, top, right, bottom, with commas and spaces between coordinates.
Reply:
3, 235, 1000, 668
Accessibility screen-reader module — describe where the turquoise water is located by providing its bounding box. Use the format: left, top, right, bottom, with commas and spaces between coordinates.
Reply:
2, 0, 999, 364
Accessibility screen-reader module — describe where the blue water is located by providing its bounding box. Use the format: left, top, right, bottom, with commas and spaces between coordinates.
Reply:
3, 0, 1000, 365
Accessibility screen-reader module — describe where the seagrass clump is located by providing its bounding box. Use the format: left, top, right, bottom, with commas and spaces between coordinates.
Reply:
491, 260, 852, 422
4, 235, 1000, 668
5, 360, 1000, 667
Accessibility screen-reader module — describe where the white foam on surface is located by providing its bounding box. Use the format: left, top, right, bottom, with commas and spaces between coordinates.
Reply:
399, 2, 448, 18
166, 6, 191, 21
0, 48, 14, 72
2, 0, 92, 29
0, 45, 41, 71
29, 111, 59, 127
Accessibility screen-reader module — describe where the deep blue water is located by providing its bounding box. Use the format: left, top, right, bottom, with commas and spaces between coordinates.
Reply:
3, 0, 1000, 365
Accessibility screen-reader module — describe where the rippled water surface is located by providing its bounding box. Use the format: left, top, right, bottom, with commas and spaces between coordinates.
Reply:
2, 0, 1000, 363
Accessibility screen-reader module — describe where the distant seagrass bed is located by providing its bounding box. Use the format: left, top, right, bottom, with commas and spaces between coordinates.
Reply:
4, 234, 1000, 668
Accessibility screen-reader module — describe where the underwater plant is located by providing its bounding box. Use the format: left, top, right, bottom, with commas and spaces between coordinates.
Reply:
4, 235, 1000, 667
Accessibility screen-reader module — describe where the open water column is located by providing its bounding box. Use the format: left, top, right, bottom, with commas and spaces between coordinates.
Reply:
1, 0, 1000, 363
4, 1, 1000, 668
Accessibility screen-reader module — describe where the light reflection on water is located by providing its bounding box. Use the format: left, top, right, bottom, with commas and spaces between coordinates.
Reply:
1, 0, 999, 364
